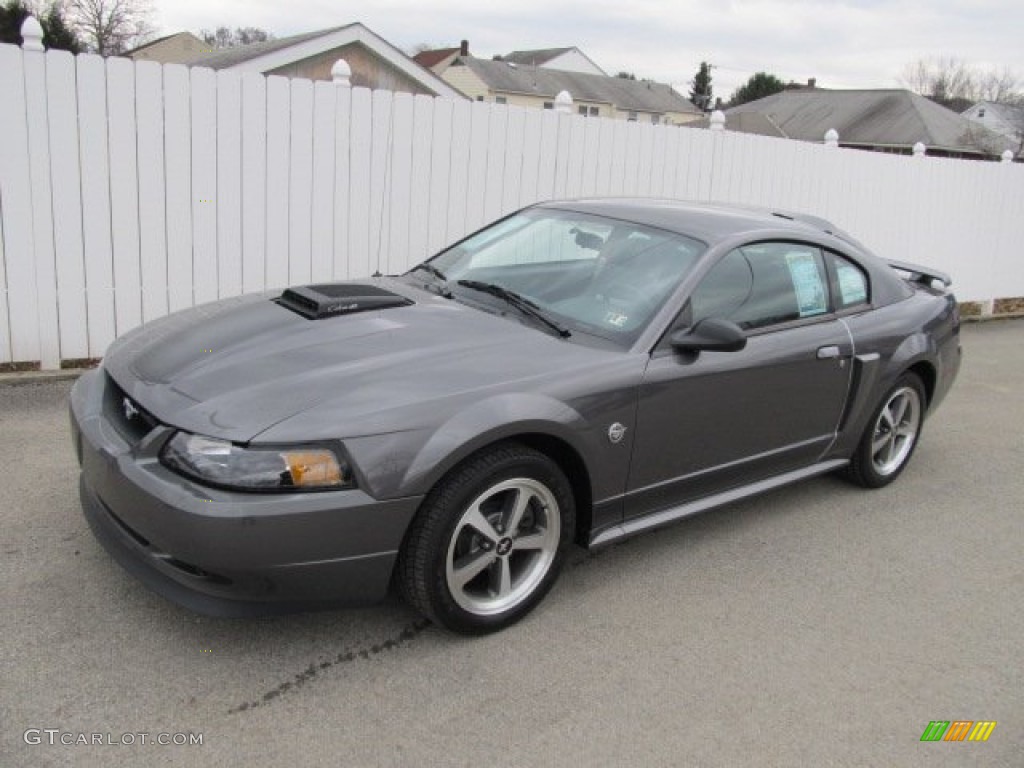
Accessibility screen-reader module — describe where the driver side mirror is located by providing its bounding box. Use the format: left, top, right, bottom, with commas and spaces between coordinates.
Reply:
670, 318, 747, 353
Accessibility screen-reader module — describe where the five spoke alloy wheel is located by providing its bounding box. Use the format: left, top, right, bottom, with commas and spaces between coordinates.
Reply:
870, 385, 922, 477
845, 371, 926, 488
445, 478, 561, 616
398, 443, 574, 634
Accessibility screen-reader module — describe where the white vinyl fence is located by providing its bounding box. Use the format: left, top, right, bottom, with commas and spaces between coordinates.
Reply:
1, 42, 1023, 368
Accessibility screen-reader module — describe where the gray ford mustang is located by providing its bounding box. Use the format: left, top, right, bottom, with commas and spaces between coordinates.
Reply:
70, 199, 961, 634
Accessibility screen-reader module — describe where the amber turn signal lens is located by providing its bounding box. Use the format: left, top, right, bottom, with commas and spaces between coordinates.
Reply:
282, 450, 344, 487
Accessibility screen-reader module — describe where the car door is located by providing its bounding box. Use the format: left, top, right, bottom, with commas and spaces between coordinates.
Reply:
625, 242, 853, 519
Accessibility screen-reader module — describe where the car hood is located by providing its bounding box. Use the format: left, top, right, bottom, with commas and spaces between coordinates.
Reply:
104, 280, 618, 443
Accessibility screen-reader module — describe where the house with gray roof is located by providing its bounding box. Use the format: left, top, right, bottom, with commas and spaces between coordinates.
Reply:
721, 88, 1013, 159
124, 32, 208, 65
497, 47, 606, 76
962, 101, 1024, 158
131, 24, 463, 99
443, 56, 702, 125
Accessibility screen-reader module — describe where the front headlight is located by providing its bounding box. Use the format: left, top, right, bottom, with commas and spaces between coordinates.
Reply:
160, 432, 353, 492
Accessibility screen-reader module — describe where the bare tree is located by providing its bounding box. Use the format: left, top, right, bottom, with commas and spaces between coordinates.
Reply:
900, 56, 1024, 110
200, 25, 273, 49
977, 66, 1023, 105
67, 0, 154, 55
900, 56, 977, 110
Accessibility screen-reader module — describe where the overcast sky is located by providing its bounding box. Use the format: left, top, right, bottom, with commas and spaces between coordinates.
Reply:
153, 0, 1024, 98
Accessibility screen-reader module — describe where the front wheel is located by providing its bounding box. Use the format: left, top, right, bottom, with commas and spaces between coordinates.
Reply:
397, 443, 575, 634
844, 372, 926, 488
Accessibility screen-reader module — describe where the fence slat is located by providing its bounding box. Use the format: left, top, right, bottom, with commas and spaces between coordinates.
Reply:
445, 99, 471, 245
552, 113, 572, 199
368, 89, 393, 275
46, 50, 88, 359
483, 104, 507, 224
23, 47, 60, 366
288, 77, 314, 285
464, 101, 490, 232
164, 64, 193, 312
310, 81, 337, 282
190, 66, 217, 304
76, 54, 116, 356
0, 50, 24, 360
241, 72, 266, 293
106, 57, 142, 336
347, 87, 372, 279
216, 70, 243, 298
386, 91, 414, 274
331, 86, 351, 279
536, 111, 559, 201
135, 60, 168, 322
0, 194, 9, 362
425, 98, 453, 256
408, 94, 434, 264
265, 76, 290, 289
519, 112, 543, 206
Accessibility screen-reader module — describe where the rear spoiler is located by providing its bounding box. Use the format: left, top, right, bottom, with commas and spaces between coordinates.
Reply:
886, 259, 952, 288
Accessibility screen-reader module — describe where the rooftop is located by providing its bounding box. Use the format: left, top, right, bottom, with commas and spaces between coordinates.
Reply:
725, 88, 1013, 156
456, 57, 700, 115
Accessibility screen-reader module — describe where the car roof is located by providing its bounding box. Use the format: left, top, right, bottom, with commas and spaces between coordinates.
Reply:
537, 198, 862, 250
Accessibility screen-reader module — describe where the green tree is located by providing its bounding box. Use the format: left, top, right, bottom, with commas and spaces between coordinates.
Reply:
1, 0, 83, 52
688, 61, 713, 111
615, 71, 636, 80
729, 72, 786, 107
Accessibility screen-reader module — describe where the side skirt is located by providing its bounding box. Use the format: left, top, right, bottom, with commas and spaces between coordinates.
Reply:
589, 459, 849, 548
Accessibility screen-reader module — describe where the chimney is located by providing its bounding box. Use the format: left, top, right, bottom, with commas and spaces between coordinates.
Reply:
460, 39, 469, 57
808, 77, 816, 88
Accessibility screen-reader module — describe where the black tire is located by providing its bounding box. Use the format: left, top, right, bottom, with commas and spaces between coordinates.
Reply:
844, 372, 926, 488
397, 442, 575, 635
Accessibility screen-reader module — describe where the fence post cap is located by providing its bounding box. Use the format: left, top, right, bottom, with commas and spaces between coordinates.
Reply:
331, 58, 352, 86
709, 110, 725, 131
824, 128, 839, 147
554, 90, 573, 113
21, 15, 44, 51
912, 141, 927, 157
1001, 149, 1014, 163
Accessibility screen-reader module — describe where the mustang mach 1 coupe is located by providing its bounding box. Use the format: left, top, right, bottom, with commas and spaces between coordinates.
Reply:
70, 199, 961, 633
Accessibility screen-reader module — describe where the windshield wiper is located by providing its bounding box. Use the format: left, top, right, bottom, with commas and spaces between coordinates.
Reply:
456, 280, 571, 338
408, 263, 452, 297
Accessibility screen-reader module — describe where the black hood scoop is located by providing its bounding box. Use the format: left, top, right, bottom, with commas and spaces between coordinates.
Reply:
277, 284, 413, 319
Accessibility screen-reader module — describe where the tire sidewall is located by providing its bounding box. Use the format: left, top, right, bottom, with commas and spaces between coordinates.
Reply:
421, 446, 575, 634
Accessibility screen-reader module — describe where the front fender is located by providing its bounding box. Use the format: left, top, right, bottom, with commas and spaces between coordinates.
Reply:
401, 392, 590, 496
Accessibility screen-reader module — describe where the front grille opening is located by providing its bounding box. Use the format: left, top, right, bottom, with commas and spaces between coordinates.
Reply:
103, 373, 161, 444
276, 283, 413, 319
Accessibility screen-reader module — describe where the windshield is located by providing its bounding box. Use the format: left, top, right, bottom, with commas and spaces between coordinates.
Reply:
409, 208, 706, 346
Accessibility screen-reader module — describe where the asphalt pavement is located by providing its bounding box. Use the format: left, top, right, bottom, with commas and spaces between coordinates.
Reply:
1, 319, 1021, 767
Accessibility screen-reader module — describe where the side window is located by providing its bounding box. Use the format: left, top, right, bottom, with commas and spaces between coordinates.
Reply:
690, 243, 829, 331
825, 251, 870, 310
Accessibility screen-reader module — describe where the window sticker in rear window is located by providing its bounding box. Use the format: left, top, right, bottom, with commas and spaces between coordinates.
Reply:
785, 252, 827, 317
836, 263, 867, 305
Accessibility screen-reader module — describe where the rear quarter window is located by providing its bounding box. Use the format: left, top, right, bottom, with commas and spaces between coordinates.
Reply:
825, 251, 870, 310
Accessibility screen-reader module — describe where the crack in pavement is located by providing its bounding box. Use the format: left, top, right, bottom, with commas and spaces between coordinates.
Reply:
228, 619, 431, 714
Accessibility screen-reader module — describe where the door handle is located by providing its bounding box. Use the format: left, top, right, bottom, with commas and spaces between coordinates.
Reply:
817, 345, 841, 360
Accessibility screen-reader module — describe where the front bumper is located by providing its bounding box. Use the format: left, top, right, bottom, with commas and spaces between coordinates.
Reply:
70, 369, 423, 616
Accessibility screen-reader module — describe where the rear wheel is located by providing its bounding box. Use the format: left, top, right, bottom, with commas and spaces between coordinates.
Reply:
397, 443, 574, 634
845, 372, 925, 488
